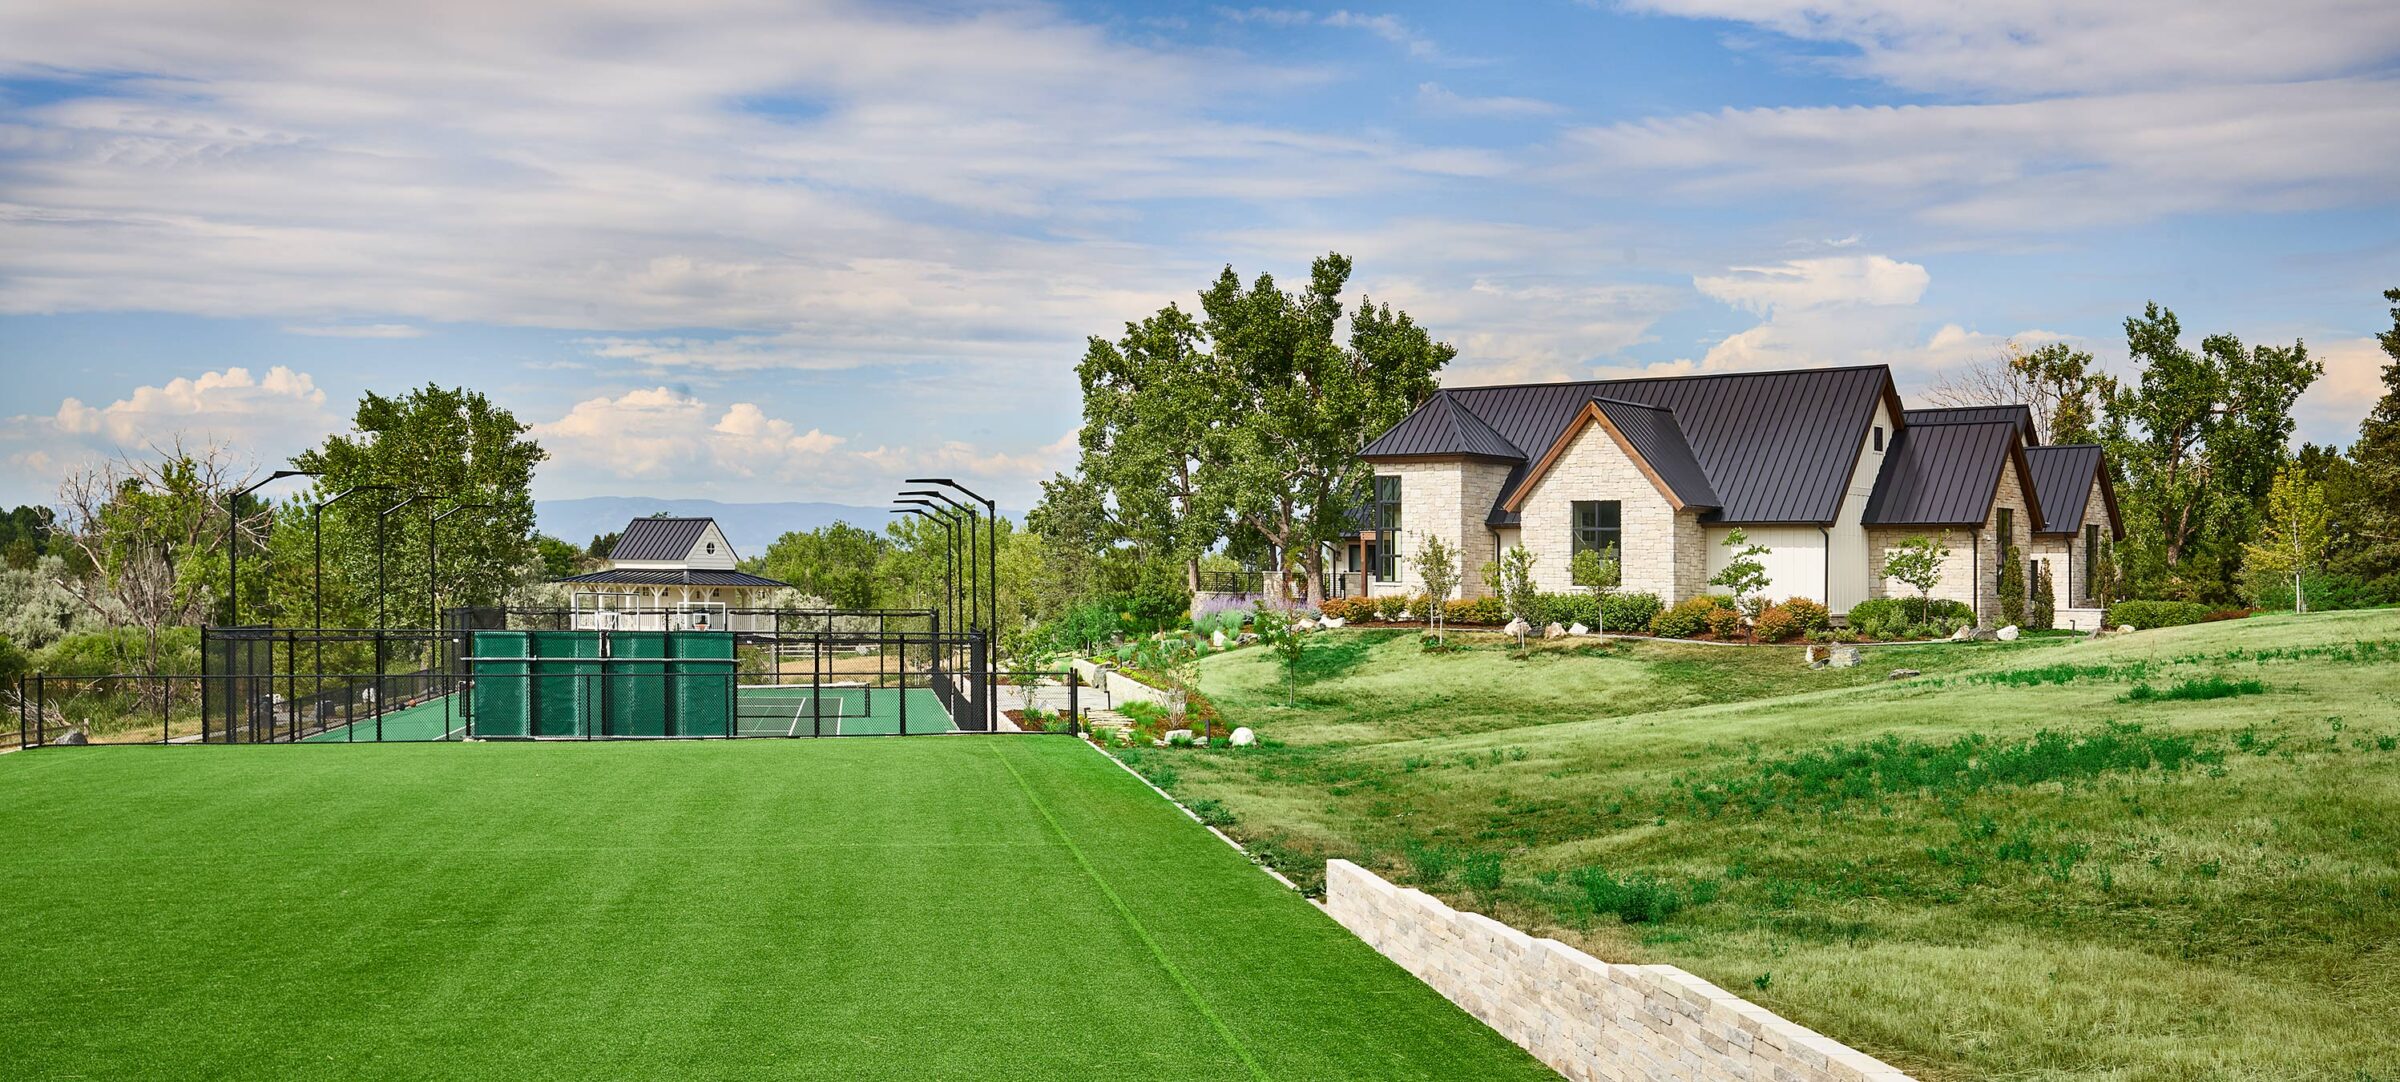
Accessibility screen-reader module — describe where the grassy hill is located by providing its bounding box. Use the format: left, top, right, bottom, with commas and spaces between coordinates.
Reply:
1159, 609, 2400, 1081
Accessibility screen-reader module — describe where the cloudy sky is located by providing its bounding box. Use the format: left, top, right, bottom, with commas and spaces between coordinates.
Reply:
3, 0, 2396, 511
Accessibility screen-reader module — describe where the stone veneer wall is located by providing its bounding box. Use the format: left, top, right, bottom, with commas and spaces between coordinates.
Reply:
1368, 460, 1512, 599
1324, 860, 1915, 1082
1862, 457, 2036, 626
1514, 422, 1700, 600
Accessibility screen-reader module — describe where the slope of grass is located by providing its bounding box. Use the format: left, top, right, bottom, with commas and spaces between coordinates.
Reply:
1166, 609, 2400, 1081
0, 739, 1553, 1082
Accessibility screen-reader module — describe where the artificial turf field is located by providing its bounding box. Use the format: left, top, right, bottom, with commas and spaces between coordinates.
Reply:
0, 738, 1554, 1080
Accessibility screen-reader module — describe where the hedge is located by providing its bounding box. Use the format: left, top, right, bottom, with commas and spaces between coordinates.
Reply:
2104, 600, 2218, 630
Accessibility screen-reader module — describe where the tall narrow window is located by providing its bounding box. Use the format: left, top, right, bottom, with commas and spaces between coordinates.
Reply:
1571, 500, 1622, 559
1873, 426, 1885, 452
2084, 524, 2099, 600
1995, 508, 2014, 590
1372, 476, 1402, 579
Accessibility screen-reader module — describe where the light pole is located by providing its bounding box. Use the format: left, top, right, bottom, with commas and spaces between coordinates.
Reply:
313, 484, 394, 632
900, 489, 978, 637
908, 478, 999, 730
891, 502, 961, 659
429, 501, 496, 628
375, 495, 426, 632
225, 469, 316, 627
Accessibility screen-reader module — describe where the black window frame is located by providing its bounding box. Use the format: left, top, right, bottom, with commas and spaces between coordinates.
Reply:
1371, 476, 1402, 580
2084, 523, 2099, 600
1570, 500, 1622, 560
1995, 507, 2014, 589
1873, 426, 1884, 452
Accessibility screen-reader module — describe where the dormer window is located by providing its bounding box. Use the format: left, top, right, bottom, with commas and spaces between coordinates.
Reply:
1873, 426, 1885, 452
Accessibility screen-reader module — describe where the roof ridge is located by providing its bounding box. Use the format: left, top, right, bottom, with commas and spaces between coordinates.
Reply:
1590, 395, 1673, 412
1442, 362, 1891, 394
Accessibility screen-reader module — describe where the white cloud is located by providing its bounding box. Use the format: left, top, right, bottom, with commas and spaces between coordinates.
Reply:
1619, 0, 2400, 97
1694, 255, 1929, 316
1221, 8, 1444, 59
282, 323, 424, 339
2295, 336, 2393, 448
50, 365, 332, 446
531, 388, 848, 484
1415, 83, 1564, 118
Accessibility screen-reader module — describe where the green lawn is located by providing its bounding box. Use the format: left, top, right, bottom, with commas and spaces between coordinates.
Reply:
1160, 610, 2400, 1081
0, 738, 1552, 1081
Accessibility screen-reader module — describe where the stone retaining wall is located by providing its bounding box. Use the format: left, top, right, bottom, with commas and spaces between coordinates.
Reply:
1323, 860, 1914, 1082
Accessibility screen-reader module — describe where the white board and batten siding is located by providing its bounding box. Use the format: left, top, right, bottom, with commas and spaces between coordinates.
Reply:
1703, 525, 1827, 605
1699, 399, 1893, 609
608, 521, 740, 571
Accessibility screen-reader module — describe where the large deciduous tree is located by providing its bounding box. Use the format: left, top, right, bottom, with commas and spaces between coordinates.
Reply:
1073, 305, 1229, 594
1924, 340, 2104, 445
54, 440, 249, 674
757, 523, 889, 610
2099, 303, 2319, 601
2345, 287, 2400, 585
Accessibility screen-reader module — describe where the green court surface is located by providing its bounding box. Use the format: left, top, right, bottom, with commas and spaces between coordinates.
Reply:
735, 684, 957, 737
0, 740, 1553, 1080
299, 693, 463, 742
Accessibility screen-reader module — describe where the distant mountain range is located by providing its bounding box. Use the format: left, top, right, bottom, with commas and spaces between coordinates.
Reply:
535, 497, 903, 559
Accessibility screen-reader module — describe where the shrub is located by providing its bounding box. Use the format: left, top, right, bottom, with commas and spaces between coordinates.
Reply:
1536, 592, 1599, 629
2105, 600, 2217, 630
1374, 593, 1412, 622
2028, 563, 2056, 631
1704, 606, 1745, 639
1602, 592, 1664, 634
1998, 545, 2028, 627
1568, 867, 1684, 924
1846, 597, 1972, 640
1752, 605, 1801, 643
1649, 595, 1729, 639
1445, 596, 1505, 626
2121, 676, 2265, 703
1781, 597, 1830, 633
1318, 596, 1373, 623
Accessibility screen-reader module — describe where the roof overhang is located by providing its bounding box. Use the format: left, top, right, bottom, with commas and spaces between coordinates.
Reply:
1502, 400, 1718, 514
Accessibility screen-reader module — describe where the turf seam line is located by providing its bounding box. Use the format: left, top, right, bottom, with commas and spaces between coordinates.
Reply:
1077, 737, 1304, 894
988, 744, 1272, 1082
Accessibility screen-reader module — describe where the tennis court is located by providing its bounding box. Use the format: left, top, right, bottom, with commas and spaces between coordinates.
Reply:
734, 683, 957, 736
0, 739, 1553, 1080
299, 693, 464, 742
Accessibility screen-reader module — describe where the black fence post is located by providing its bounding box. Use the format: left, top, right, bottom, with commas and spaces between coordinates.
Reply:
811, 629, 824, 738
1067, 668, 1080, 737
898, 635, 909, 737
34, 674, 44, 748
968, 633, 987, 734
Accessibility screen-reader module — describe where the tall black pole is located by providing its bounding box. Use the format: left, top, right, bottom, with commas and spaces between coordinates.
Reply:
908, 479, 1000, 730
376, 495, 426, 631
428, 501, 494, 628
225, 469, 314, 627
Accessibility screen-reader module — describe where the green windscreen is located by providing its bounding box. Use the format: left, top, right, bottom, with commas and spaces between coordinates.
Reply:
470, 631, 530, 738
530, 631, 602, 738
668, 632, 734, 737
605, 632, 668, 737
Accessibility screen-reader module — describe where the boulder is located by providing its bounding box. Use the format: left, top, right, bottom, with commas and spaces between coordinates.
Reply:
1805, 644, 1829, 669
1229, 726, 1256, 747
1160, 728, 1194, 746
1949, 625, 1975, 642
1210, 629, 1228, 649
1544, 622, 1569, 639
1568, 622, 1590, 637
1237, 632, 1259, 646
55, 726, 90, 746
1887, 668, 1921, 680
1996, 624, 2021, 641
1393, 609, 1412, 623
1971, 628, 2000, 642
1503, 617, 1531, 637
1828, 646, 1863, 669
1320, 616, 1346, 629
2117, 624, 2136, 635
1292, 617, 1317, 631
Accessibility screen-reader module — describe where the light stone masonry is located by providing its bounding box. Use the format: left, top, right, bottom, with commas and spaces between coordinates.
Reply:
1323, 860, 1916, 1082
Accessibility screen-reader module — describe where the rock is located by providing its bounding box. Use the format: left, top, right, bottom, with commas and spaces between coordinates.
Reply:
1829, 646, 1863, 669
1544, 622, 1568, 639
1160, 728, 1193, 746
55, 726, 90, 746
1568, 622, 1590, 636
1996, 624, 2020, 641
1229, 726, 1256, 747
1237, 633, 1259, 646
1210, 629, 1228, 648
1887, 668, 1920, 680
1971, 628, 1999, 642
1502, 617, 1530, 637
1292, 617, 1316, 631
1949, 626, 1975, 642
1320, 616, 1346, 629
1393, 609, 1411, 623
2117, 624, 2136, 635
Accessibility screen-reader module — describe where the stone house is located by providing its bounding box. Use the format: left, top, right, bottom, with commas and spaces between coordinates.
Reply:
1341, 366, 2123, 629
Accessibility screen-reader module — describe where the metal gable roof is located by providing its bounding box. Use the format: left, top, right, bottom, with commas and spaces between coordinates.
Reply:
553, 568, 790, 588
1590, 398, 1720, 509
1439, 365, 1895, 524
1862, 421, 2024, 526
608, 517, 715, 562
1358, 391, 1525, 461
1905, 406, 2038, 444
2024, 444, 2105, 534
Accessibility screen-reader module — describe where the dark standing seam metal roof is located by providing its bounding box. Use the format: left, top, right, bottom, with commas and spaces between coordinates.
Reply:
1433, 365, 1895, 525
1905, 406, 2038, 445
1861, 421, 2023, 526
1358, 392, 1525, 460
608, 517, 715, 562
554, 568, 791, 588
2024, 445, 2104, 534
1589, 398, 1719, 508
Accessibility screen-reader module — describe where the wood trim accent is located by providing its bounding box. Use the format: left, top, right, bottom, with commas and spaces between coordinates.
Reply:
1501, 402, 1687, 513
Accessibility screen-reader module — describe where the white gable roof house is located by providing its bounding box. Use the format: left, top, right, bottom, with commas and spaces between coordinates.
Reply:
551, 517, 791, 631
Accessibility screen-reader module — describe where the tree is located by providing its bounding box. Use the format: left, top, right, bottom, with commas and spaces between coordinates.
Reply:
757, 523, 889, 610
1073, 304, 1229, 594
2345, 287, 2400, 585
289, 384, 545, 630
2029, 561, 2056, 631
1570, 544, 1621, 638
2244, 466, 2330, 613
1482, 545, 1539, 646
1998, 544, 2027, 626
54, 441, 248, 676
1206, 255, 1451, 607
586, 531, 621, 560
1250, 605, 1305, 707
1410, 532, 1461, 641
2100, 303, 2320, 601
1923, 339, 2104, 444
534, 535, 584, 579
1710, 529, 1772, 618
1882, 535, 1950, 623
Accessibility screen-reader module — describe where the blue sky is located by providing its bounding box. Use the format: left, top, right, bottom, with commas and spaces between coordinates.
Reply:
3, 0, 2396, 511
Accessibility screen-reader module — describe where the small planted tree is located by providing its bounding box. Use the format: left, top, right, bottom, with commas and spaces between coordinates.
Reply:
1250, 605, 1304, 707
1482, 545, 1540, 646
1710, 529, 1772, 619
1882, 534, 1950, 623
1410, 532, 1461, 642
1570, 544, 1621, 638
1998, 545, 2028, 627
2030, 561, 2056, 630
2243, 466, 2329, 613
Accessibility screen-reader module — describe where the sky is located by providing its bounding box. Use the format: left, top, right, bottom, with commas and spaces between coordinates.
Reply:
2, 0, 2396, 513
